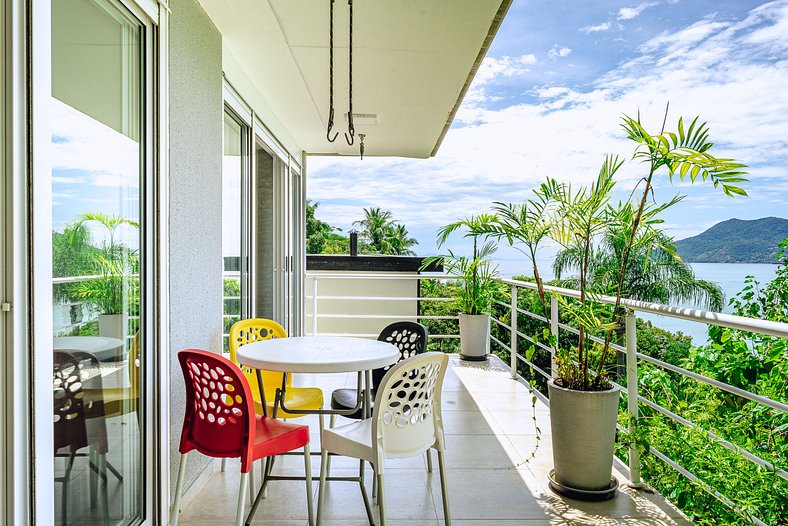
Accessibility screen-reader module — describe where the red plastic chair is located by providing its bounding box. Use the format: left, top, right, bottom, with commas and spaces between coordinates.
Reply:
171, 349, 314, 526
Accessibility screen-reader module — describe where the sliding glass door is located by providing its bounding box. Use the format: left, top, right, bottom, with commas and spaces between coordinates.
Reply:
222, 109, 250, 351
44, 0, 153, 523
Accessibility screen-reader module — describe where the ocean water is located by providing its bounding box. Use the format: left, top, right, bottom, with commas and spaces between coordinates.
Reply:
495, 258, 778, 346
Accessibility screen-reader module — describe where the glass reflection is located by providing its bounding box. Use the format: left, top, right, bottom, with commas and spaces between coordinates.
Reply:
51, 0, 144, 523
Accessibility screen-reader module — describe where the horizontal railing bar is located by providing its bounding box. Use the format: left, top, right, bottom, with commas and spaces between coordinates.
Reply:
307, 273, 453, 281
514, 353, 552, 380
517, 307, 548, 323
423, 334, 459, 340
516, 330, 553, 354
491, 335, 507, 350
306, 295, 453, 302
313, 314, 458, 321
635, 352, 788, 414
647, 446, 768, 526
556, 322, 627, 354
500, 277, 788, 339
491, 317, 509, 330
638, 396, 788, 481
494, 301, 511, 309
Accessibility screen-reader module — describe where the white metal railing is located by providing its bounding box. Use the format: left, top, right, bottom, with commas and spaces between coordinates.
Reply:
497, 277, 787, 526
52, 274, 140, 340
305, 270, 787, 526
306, 272, 460, 339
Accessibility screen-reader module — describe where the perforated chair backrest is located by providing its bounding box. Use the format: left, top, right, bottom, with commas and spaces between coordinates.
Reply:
372, 352, 448, 458
229, 318, 289, 398
129, 331, 140, 397
372, 322, 429, 390
177, 349, 257, 471
53, 350, 109, 454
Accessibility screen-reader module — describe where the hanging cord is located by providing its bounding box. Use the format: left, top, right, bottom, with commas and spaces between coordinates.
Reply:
359, 133, 365, 160
344, 0, 355, 146
326, 0, 338, 142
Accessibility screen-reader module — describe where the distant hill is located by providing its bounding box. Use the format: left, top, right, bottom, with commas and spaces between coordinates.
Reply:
675, 217, 788, 264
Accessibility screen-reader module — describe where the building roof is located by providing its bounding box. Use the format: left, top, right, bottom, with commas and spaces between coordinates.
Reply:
200, 0, 512, 158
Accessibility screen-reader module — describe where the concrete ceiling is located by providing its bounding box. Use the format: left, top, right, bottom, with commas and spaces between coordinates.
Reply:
199, 0, 511, 158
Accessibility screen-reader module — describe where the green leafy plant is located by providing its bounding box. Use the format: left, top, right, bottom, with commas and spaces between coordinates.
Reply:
541, 108, 747, 391
70, 212, 140, 315
423, 214, 502, 315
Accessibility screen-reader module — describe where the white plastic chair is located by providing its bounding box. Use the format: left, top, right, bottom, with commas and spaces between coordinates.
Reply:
316, 352, 451, 526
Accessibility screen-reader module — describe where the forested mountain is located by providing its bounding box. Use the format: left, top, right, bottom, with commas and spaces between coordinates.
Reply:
675, 217, 788, 263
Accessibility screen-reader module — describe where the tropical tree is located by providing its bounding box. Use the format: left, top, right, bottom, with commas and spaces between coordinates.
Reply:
354, 207, 393, 251
306, 200, 343, 254
354, 207, 418, 255
381, 224, 418, 255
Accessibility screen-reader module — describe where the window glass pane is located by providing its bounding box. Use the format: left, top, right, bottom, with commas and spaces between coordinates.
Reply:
51, 0, 144, 523
223, 111, 245, 352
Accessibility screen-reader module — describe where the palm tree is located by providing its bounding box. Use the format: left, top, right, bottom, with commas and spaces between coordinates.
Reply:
382, 224, 418, 255
353, 207, 394, 253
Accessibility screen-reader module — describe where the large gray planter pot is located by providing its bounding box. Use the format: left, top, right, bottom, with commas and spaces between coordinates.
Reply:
458, 313, 490, 361
548, 378, 620, 495
98, 313, 124, 340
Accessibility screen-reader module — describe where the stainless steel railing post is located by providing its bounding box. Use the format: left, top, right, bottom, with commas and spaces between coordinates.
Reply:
626, 310, 643, 488
510, 285, 517, 379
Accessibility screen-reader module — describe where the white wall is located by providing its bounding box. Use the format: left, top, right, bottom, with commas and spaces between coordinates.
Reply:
305, 272, 419, 337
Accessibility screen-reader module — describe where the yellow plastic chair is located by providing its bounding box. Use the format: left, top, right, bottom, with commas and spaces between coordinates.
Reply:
228, 318, 324, 418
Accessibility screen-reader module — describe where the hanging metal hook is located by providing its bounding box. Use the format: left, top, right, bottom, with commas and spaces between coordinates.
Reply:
326, 0, 338, 143
344, 0, 355, 145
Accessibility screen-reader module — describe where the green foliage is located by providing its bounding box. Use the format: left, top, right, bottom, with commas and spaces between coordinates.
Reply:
675, 217, 788, 264
626, 239, 788, 526
425, 214, 504, 315
306, 200, 347, 254
353, 207, 418, 255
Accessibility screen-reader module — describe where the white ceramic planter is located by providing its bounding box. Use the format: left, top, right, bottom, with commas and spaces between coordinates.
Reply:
548, 378, 620, 491
98, 313, 124, 340
458, 313, 490, 361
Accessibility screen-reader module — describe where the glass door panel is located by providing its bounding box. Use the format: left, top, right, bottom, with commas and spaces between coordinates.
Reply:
222, 110, 249, 351
50, 0, 145, 523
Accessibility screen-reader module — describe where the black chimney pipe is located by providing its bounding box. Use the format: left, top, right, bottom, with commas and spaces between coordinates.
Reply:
349, 229, 358, 256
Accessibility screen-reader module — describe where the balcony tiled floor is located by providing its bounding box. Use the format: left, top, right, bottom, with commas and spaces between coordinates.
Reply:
179, 355, 692, 525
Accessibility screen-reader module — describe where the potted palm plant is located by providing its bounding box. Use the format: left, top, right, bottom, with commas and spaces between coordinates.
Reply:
536, 109, 747, 499
72, 213, 140, 339
423, 214, 501, 360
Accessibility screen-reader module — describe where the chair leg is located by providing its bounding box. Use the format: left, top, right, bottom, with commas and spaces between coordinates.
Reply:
372, 468, 377, 500
322, 415, 331, 477
437, 450, 451, 526
97, 453, 110, 523
249, 462, 256, 502
377, 473, 386, 526
236, 472, 249, 526
88, 448, 97, 507
426, 449, 433, 473
304, 443, 315, 526
316, 449, 329, 526
359, 460, 375, 526
171, 452, 189, 526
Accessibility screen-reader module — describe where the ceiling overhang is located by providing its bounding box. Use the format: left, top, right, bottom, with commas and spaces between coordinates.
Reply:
199, 0, 512, 159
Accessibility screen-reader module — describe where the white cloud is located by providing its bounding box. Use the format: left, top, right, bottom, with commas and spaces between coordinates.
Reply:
467, 54, 538, 104
618, 2, 659, 20
309, 1, 788, 251
547, 45, 573, 59
581, 21, 613, 33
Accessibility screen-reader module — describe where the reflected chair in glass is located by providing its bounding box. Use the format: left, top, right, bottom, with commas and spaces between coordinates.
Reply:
317, 352, 451, 526
53, 350, 110, 525
171, 349, 314, 526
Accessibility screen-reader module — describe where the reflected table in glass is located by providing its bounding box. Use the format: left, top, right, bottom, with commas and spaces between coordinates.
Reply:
53, 336, 125, 362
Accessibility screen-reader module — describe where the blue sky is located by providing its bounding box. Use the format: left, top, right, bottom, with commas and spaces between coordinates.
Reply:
308, 0, 788, 269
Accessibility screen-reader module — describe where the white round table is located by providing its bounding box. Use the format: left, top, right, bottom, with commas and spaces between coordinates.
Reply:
53, 336, 125, 362
236, 336, 400, 419
236, 336, 400, 374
